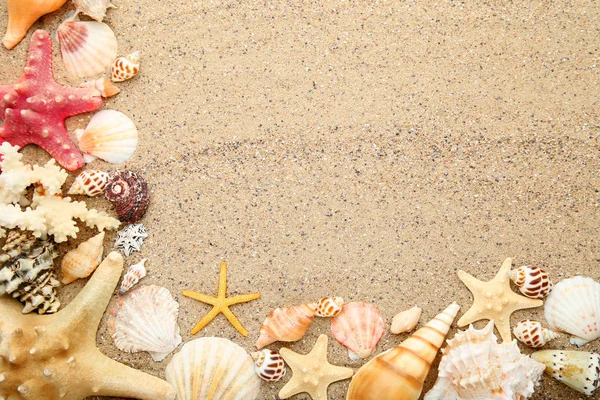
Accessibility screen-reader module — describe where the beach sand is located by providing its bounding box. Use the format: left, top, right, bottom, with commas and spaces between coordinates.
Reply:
1, 1, 599, 399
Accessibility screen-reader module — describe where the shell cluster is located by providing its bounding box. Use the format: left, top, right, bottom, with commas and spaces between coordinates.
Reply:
67, 170, 110, 197
60, 231, 105, 284
331, 301, 385, 360
509, 265, 553, 299
513, 319, 559, 348
251, 349, 287, 382
111, 51, 141, 82
532, 350, 600, 396
104, 171, 149, 223
256, 303, 317, 349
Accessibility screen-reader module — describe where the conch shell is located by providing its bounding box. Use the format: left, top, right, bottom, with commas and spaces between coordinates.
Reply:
256, 303, 317, 349
346, 302, 460, 400
60, 232, 105, 284
531, 350, 600, 396
3, 0, 67, 49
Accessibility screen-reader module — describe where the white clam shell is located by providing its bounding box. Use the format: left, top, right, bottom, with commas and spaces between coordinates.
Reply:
390, 306, 422, 334
108, 285, 182, 361
531, 350, 600, 396
331, 301, 385, 360
166, 337, 261, 400
73, 0, 115, 22
111, 51, 141, 82
119, 258, 147, 295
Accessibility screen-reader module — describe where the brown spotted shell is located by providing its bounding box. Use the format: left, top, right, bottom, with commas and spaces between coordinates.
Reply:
251, 349, 286, 382
513, 319, 559, 348
509, 266, 553, 299
104, 171, 149, 223
315, 296, 344, 317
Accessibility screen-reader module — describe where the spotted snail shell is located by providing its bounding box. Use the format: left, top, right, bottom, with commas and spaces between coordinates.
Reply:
251, 349, 286, 382
513, 319, 559, 348
315, 296, 344, 317
104, 171, 149, 223
509, 265, 553, 299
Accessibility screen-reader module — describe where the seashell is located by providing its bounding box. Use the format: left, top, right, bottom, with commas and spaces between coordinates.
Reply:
56, 14, 118, 78
531, 350, 600, 396
76, 110, 138, 165
108, 284, 182, 361
513, 319, 559, 348
104, 171, 149, 223
315, 296, 344, 317
508, 265, 553, 299
166, 337, 261, 400
60, 231, 105, 284
256, 303, 317, 349
251, 349, 286, 382
114, 223, 148, 256
544, 276, 600, 346
67, 170, 110, 197
73, 0, 115, 22
425, 320, 545, 400
3, 0, 67, 49
346, 302, 460, 400
119, 258, 147, 295
80, 77, 120, 97
390, 306, 422, 334
331, 301, 386, 360
111, 51, 141, 82
0, 230, 60, 314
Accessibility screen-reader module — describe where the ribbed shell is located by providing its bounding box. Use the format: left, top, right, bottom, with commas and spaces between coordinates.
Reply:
509, 265, 553, 299
119, 258, 147, 295
67, 170, 110, 197
114, 223, 148, 256
331, 301, 385, 359
73, 0, 114, 21
77, 110, 138, 164
513, 319, 559, 348
60, 231, 105, 284
531, 350, 600, 396
255, 303, 317, 349
251, 349, 286, 382
166, 337, 261, 400
391, 306, 422, 334
111, 51, 141, 82
315, 296, 344, 317
108, 285, 181, 361
104, 171, 149, 223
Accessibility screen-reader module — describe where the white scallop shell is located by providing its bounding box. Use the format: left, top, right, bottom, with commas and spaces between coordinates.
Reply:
331, 301, 385, 360
119, 258, 147, 295
531, 350, 600, 396
76, 110, 138, 164
108, 285, 181, 361
251, 349, 286, 382
111, 51, 141, 82
544, 276, 600, 346
390, 306, 422, 334
512, 319, 559, 348
166, 337, 261, 400
73, 0, 115, 22
67, 170, 109, 197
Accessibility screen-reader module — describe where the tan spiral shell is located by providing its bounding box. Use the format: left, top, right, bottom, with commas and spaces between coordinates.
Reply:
61, 232, 105, 284
255, 303, 317, 349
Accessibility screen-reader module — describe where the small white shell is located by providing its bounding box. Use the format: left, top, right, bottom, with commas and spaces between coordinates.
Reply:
390, 306, 422, 334
509, 265, 553, 299
80, 77, 120, 97
119, 258, 147, 295
111, 51, 141, 82
513, 320, 559, 348
531, 350, 600, 396
108, 285, 182, 361
67, 170, 109, 197
251, 349, 286, 382
73, 0, 115, 22
315, 296, 344, 317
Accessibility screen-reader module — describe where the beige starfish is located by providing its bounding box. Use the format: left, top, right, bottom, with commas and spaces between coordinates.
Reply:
457, 257, 543, 342
279, 334, 353, 400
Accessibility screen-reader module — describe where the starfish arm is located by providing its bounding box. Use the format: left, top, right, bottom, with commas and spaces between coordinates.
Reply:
457, 304, 486, 327
494, 316, 513, 343
506, 292, 543, 312
190, 305, 221, 335
221, 306, 249, 336
218, 261, 228, 298
181, 290, 217, 305
225, 293, 261, 305
327, 365, 354, 381
24, 31, 54, 84
493, 258, 513, 282
457, 270, 485, 291
278, 367, 305, 400
311, 334, 330, 362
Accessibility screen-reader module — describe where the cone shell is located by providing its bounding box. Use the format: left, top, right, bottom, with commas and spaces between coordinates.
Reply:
513, 319, 559, 348
119, 258, 147, 295
56, 16, 118, 78
531, 350, 600, 396
60, 232, 105, 284
544, 276, 600, 346
166, 337, 261, 400
104, 171, 149, 223
391, 306, 422, 334
509, 265, 553, 299
73, 0, 114, 21
255, 303, 317, 349
251, 349, 286, 382
80, 77, 120, 97
346, 302, 460, 400
331, 301, 386, 360
108, 285, 182, 361
67, 170, 109, 197
111, 51, 141, 82
76, 110, 138, 164
3, 0, 67, 49
315, 296, 344, 317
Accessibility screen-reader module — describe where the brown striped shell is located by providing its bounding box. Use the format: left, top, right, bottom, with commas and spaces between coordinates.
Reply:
509, 266, 553, 299
111, 52, 140, 82
67, 170, 110, 197
315, 296, 344, 317
513, 319, 559, 348
104, 171, 149, 223
251, 349, 286, 382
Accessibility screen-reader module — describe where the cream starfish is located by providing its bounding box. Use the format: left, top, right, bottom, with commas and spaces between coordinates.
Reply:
181, 261, 260, 336
457, 257, 543, 343
279, 334, 354, 400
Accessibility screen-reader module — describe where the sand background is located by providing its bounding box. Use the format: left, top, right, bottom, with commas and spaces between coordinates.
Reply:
1, 1, 599, 399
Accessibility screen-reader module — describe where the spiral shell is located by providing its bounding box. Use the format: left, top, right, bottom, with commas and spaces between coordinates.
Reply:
513, 319, 559, 348
508, 265, 553, 299
60, 232, 105, 284
255, 303, 317, 349
111, 51, 140, 82
251, 349, 286, 382
315, 296, 344, 317
119, 258, 147, 295
80, 77, 120, 97
73, 0, 115, 22
331, 301, 386, 360
104, 171, 149, 224
67, 170, 109, 197
532, 350, 600, 396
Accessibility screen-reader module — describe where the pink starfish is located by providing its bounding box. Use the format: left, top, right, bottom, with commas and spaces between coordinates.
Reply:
0, 30, 102, 170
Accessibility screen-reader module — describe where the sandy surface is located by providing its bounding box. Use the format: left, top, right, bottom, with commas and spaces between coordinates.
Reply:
1, 1, 600, 399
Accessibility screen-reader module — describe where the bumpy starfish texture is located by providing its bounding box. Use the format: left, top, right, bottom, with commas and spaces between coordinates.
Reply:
457, 257, 543, 343
0, 252, 175, 399
181, 261, 260, 336
279, 334, 354, 400
0, 30, 102, 170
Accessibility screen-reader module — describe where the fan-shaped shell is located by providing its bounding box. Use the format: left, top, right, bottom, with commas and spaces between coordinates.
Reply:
67, 170, 109, 197
509, 265, 553, 299
251, 349, 286, 382
544, 276, 600, 346
108, 285, 181, 361
104, 171, 149, 223
531, 350, 600, 396
331, 301, 385, 360
255, 303, 317, 349
76, 110, 138, 164
73, 0, 115, 21
111, 51, 141, 82
315, 296, 344, 317
60, 232, 104, 284
391, 306, 422, 334
513, 319, 558, 348
119, 258, 147, 295
166, 337, 261, 400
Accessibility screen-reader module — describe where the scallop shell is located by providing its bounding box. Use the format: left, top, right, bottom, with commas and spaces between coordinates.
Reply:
166, 337, 261, 400
80, 77, 120, 97
544, 276, 600, 346
119, 258, 147, 295
251, 349, 286, 382
104, 171, 149, 224
331, 301, 385, 360
73, 0, 115, 22
60, 232, 104, 284
509, 265, 553, 299
390, 306, 422, 334
56, 14, 118, 78
513, 319, 559, 348
108, 285, 182, 361
255, 303, 317, 349
111, 51, 141, 82
67, 170, 109, 197
76, 110, 138, 164
315, 296, 344, 317
531, 350, 600, 396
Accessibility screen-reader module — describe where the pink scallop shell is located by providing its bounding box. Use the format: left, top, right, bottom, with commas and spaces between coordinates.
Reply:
331, 301, 385, 360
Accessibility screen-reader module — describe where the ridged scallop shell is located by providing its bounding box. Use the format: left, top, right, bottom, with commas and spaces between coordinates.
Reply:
67, 170, 109, 197
80, 77, 120, 97
331, 301, 385, 360
60, 232, 104, 284
166, 337, 261, 400
119, 258, 147, 295
251, 349, 286, 382
390, 306, 422, 334
544, 276, 600, 346
73, 0, 115, 22
509, 265, 553, 299
76, 110, 138, 164
531, 350, 600, 396
513, 319, 559, 348
104, 171, 149, 223
108, 285, 181, 361
56, 14, 118, 78
315, 296, 344, 317
255, 303, 317, 349
111, 51, 140, 82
